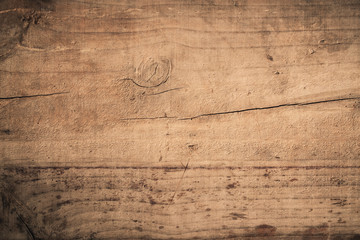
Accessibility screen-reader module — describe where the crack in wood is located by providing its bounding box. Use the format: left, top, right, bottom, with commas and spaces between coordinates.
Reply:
118, 116, 177, 121
180, 96, 360, 120
179, 97, 360, 120
147, 87, 183, 96
0, 91, 69, 100
117, 96, 360, 121
15, 212, 35, 240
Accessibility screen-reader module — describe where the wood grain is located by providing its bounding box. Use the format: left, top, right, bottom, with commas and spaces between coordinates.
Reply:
0, 0, 359, 239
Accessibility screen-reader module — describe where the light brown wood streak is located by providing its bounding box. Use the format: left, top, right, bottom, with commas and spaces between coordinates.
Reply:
0, 0, 359, 239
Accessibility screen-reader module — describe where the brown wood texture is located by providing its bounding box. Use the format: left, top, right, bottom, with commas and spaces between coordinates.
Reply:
1, 0, 360, 239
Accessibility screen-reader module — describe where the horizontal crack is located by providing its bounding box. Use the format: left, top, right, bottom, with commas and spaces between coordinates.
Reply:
147, 87, 183, 96
1, 94, 355, 119
118, 116, 177, 121
180, 96, 360, 120
0, 91, 69, 100
116, 96, 359, 121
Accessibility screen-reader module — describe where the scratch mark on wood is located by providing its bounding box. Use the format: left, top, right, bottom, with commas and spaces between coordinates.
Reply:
0, 92, 69, 100
170, 159, 190, 203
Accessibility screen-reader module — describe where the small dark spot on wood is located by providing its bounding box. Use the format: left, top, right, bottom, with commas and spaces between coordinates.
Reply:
1, 129, 11, 135
56, 195, 61, 199
188, 144, 198, 151
135, 226, 143, 232
56, 200, 71, 208
106, 182, 116, 189
226, 183, 236, 189
290, 178, 298, 182
337, 218, 346, 224
330, 177, 345, 186
331, 199, 348, 206
230, 213, 247, 219
255, 224, 277, 237
266, 54, 274, 61
206, 208, 211, 211
353, 100, 360, 109
159, 226, 164, 229
149, 197, 156, 205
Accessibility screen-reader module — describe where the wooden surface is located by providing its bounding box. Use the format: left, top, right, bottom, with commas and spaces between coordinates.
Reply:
1, 0, 360, 239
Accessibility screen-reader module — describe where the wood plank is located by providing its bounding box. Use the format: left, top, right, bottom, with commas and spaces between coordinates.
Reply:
0, 0, 359, 239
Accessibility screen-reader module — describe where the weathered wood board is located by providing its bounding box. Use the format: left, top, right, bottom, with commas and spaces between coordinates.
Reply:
1, 0, 360, 239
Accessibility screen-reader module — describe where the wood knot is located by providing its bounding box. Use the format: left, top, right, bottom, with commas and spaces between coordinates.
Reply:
134, 57, 171, 88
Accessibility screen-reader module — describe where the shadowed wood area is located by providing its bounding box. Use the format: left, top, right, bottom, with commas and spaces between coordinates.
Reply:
0, 0, 360, 239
